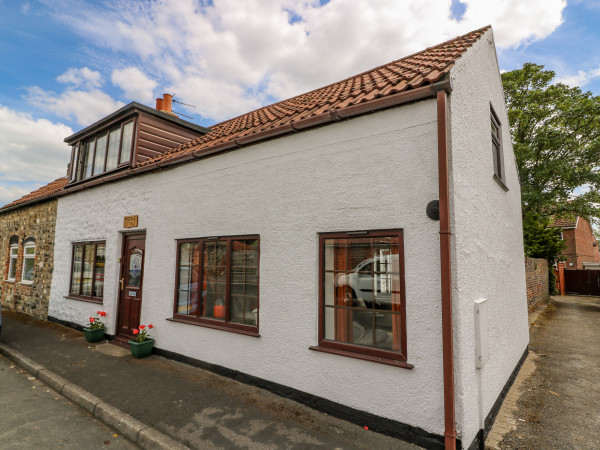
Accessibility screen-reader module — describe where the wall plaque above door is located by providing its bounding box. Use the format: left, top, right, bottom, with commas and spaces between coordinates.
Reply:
124, 215, 138, 228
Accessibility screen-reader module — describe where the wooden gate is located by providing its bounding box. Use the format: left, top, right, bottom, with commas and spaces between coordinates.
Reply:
564, 269, 600, 296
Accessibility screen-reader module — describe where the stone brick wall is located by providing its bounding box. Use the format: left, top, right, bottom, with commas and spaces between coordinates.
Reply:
525, 257, 548, 310
0, 200, 58, 319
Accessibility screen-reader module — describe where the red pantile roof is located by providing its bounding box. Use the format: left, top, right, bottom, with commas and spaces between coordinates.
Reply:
549, 215, 579, 228
141, 26, 490, 167
12, 26, 490, 204
0, 177, 68, 211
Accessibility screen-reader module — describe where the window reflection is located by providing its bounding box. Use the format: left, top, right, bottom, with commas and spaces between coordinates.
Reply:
322, 234, 403, 352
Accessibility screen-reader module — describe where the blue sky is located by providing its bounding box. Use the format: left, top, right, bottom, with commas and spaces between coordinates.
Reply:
0, 0, 598, 204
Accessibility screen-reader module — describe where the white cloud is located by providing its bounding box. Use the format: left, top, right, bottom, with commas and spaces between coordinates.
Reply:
460, 0, 566, 48
44, 0, 566, 122
0, 106, 73, 205
111, 67, 158, 103
556, 67, 600, 88
25, 86, 124, 127
22, 2, 31, 15
57, 67, 103, 89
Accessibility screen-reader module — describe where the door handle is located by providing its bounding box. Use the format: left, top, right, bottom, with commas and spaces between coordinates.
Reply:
120, 278, 124, 291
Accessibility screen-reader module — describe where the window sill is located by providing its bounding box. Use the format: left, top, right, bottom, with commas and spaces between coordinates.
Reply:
493, 174, 509, 192
4, 279, 16, 283
167, 317, 260, 337
309, 345, 413, 369
64, 295, 103, 304
18, 281, 33, 286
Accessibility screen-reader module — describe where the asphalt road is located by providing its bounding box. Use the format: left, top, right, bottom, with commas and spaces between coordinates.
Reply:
498, 296, 600, 449
0, 355, 138, 449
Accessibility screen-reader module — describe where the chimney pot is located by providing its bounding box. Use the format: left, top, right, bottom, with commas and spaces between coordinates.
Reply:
156, 98, 164, 111
163, 94, 173, 113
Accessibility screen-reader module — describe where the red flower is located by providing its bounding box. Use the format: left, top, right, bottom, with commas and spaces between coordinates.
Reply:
133, 329, 139, 335
97, 311, 101, 314
100, 311, 106, 317
148, 324, 154, 329
90, 318, 95, 323
139, 325, 146, 330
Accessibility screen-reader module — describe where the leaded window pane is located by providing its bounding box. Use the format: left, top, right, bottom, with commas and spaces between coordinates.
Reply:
229, 239, 259, 326
70, 244, 83, 293
321, 232, 403, 353
93, 245, 105, 297
81, 244, 95, 296
202, 241, 227, 321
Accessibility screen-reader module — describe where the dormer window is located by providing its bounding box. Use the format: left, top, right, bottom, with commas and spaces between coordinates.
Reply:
70, 120, 134, 182
65, 96, 210, 186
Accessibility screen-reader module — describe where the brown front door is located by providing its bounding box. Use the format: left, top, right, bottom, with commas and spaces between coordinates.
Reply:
117, 232, 146, 339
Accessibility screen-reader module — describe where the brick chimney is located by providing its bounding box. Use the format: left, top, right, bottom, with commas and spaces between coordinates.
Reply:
155, 94, 176, 117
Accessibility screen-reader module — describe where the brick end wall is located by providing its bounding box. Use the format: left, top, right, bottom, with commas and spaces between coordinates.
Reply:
525, 257, 549, 310
0, 200, 58, 319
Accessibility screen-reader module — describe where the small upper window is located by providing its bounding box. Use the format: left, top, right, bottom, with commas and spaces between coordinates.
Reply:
491, 105, 506, 188
21, 242, 36, 283
8, 243, 18, 281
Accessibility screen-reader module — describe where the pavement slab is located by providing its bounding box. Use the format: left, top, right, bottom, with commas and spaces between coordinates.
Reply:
0, 309, 419, 449
486, 295, 600, 449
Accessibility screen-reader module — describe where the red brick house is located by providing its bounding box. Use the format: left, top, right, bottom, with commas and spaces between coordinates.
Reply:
550, 215, 600, 269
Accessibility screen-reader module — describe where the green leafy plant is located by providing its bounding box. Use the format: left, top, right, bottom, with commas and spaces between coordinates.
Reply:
132, 324, 154, 342
87, 311, 107, 330
502, 63, 600, 225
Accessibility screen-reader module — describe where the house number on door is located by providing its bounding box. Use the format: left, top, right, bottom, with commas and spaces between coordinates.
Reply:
128, 291, 136, 297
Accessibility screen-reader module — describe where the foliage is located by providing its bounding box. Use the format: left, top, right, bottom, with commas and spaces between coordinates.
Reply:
522, 212, 566, 262
87, 311, 107, 330
502, 63, 600, 222
132, 323, 154, 342
548, 267, 558, 296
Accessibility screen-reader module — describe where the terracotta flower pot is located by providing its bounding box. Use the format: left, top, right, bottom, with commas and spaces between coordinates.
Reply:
83, 327, 105, 343
214, 304, 225, 319
128, 339, 155, 358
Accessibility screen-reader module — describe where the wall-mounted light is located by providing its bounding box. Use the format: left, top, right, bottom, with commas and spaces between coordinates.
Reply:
569, 262, 574, 267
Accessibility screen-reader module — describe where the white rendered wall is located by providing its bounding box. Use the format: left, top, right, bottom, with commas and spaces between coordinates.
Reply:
448, 29, 529, 445
49, 100, 449, 435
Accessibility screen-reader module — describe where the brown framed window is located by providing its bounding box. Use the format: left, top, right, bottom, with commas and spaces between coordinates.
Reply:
491, 104, 506, 187
69, 241, 106, 302
173, 235, 259, 335
312, 229, 409, 367
70, 119, 135, 183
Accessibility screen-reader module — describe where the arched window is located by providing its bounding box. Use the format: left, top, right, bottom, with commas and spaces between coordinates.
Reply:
21, 239, 36, 283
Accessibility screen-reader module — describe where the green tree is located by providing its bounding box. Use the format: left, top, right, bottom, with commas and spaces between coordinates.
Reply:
522, 213, 565, 261
502, 63, 600, 220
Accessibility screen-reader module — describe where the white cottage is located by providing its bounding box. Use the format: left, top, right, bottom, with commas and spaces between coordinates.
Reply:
48, 26, 529, 449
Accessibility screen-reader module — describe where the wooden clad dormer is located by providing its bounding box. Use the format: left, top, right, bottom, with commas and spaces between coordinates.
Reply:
64, 94, 210, 186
